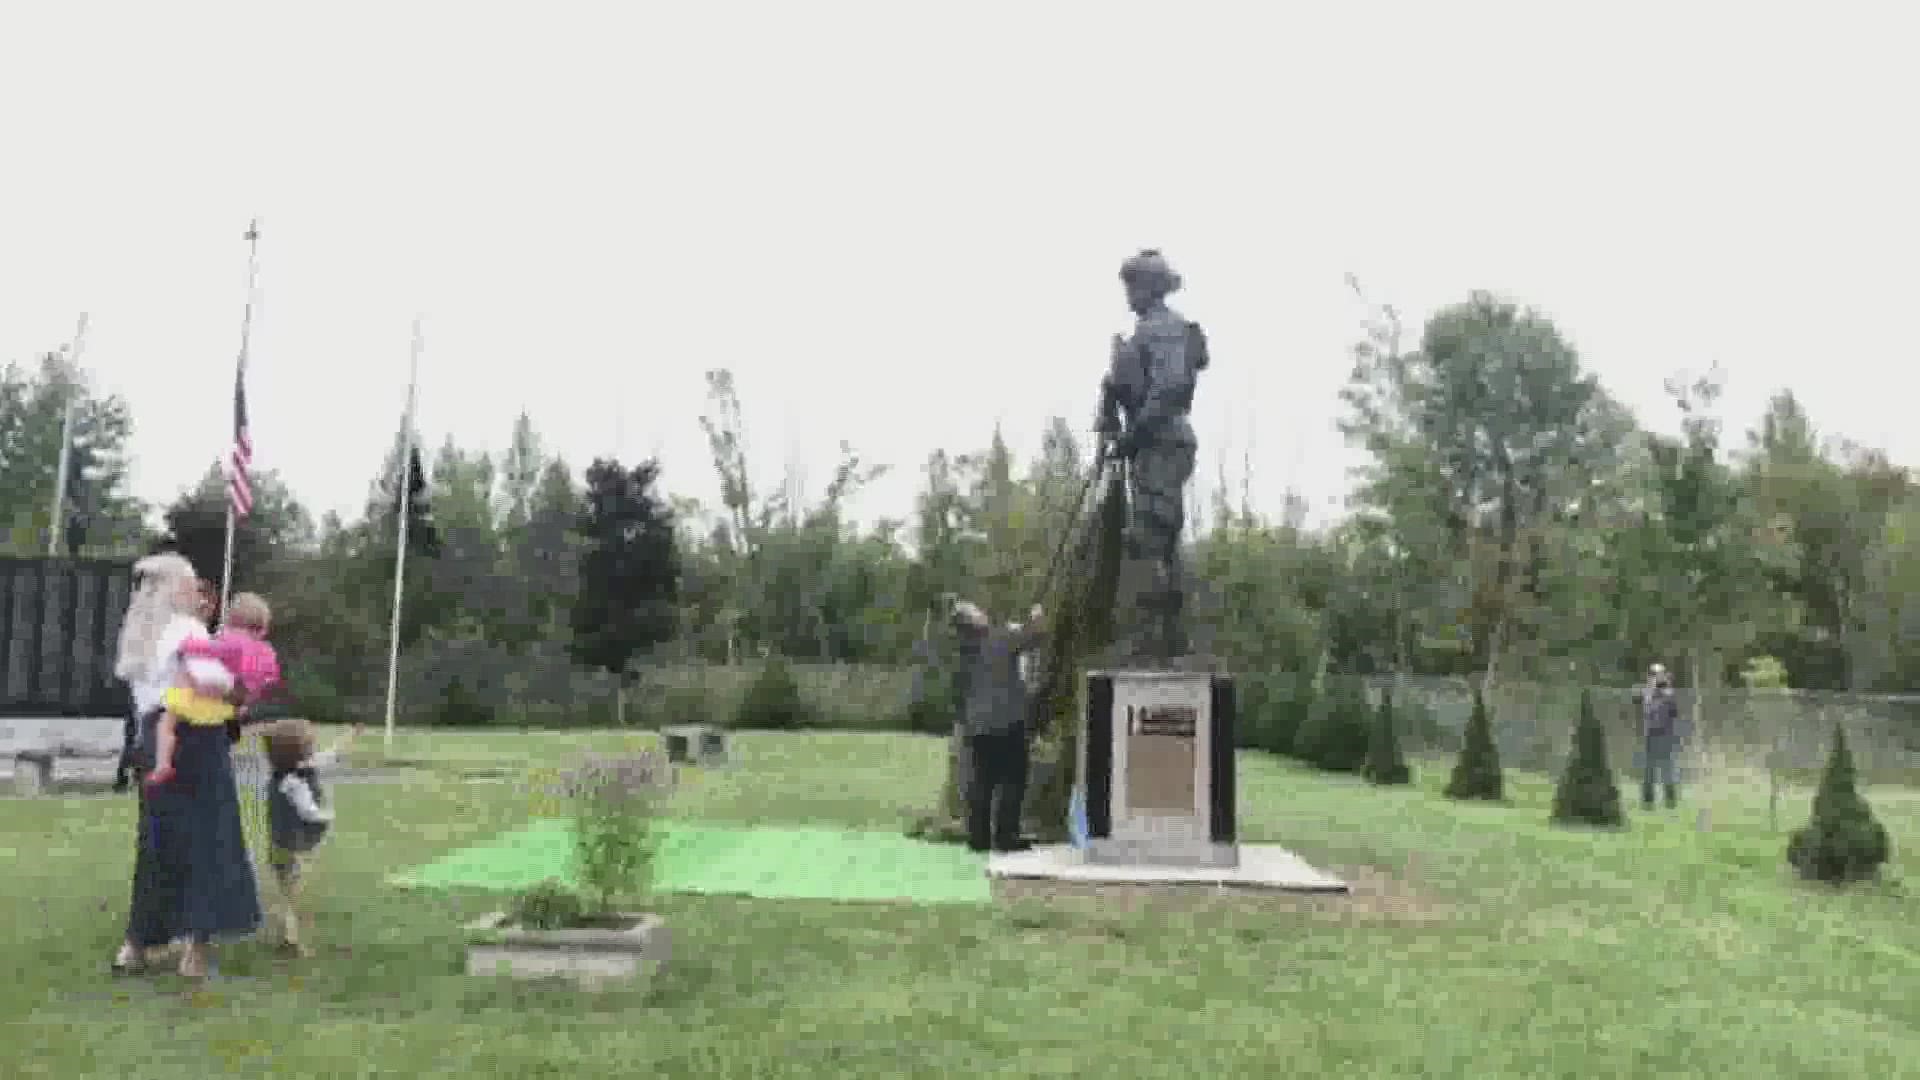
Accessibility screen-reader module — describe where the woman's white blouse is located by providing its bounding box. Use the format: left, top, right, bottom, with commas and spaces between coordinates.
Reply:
129, 614, 207, 716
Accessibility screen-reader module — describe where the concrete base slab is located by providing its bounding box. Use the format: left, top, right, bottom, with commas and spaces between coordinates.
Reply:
988, 843, 1348, 893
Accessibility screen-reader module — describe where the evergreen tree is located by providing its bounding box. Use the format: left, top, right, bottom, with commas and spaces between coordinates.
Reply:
160, 465, 313, 608
1, 351, 144, 554
1444, 684, 1505, 801
1550, 689, 1623, 826
1362, 685, 1412, 786
1786, 723, 1892, 884
734, 655, 820, 730
570, 457, 681, 723
1292, 673, 1371, 772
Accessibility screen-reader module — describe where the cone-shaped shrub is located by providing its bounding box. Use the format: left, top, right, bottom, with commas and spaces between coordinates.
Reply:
734, 656, 820, 730
1293, 673, 1371, 772
1362, 685, 1412, 786
1444, 684, 1504, 801
1787, 723, 1891, 884
1551, 689, 1623, 826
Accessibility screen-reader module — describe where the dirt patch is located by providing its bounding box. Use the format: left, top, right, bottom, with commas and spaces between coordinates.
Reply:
992, 862, 1453, 926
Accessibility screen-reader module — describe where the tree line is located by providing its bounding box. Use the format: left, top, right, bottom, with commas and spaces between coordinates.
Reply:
8, 291, 1920, 728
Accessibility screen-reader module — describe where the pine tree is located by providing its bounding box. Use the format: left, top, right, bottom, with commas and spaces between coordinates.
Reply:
570, 457, 680, 725
1292, 673, 1370, 772
1362, 685, 1412, 786
1787, 723, 1891, 884
1551, 689, 1623, 826
1444, 685, 1504, 802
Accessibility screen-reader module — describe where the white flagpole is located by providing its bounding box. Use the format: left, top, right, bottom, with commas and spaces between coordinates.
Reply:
221, 220, 263, 619
383, 317, 423, 753
47, 312, 90, 556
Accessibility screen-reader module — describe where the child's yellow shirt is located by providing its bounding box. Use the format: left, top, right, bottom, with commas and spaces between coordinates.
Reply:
164, 687, 235, 726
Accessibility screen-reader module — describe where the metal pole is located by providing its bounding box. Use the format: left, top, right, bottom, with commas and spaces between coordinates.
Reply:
383, 317, 423, 753
221, 221, 263, 619
47, 312, 90, 556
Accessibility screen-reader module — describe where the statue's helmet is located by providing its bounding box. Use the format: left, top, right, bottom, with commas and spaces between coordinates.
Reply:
1119, 249, 1182, 296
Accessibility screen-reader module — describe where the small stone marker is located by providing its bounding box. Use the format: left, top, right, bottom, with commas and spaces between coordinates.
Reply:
662, 725, 728, 768
1079, 670, 1238, 869
12, 751, 53, 796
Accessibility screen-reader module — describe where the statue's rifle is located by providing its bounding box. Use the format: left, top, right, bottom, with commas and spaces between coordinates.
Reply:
1030, 445, 1109, 617
1031, 338, 1133, 616
1021, 365, 1131, 738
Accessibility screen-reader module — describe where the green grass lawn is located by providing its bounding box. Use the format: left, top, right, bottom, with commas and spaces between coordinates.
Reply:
3, 728, 1917, 1078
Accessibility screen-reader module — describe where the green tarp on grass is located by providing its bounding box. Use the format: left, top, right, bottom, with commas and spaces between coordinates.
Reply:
388, 820, 991, 905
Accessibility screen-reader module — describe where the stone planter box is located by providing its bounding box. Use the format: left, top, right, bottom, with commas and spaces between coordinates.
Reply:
463, 911, 669, 990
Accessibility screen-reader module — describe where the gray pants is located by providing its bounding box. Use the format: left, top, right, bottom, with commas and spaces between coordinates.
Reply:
1642, 733, 1679, 807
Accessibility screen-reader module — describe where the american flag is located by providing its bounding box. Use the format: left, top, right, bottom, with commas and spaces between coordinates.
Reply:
229, 355, 254, 518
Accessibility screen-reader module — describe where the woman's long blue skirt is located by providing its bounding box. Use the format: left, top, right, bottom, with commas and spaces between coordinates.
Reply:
125, 718, 262, 947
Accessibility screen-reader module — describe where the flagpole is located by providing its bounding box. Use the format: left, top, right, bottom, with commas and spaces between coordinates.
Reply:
221, 220, 263, 619
47, 312, 90, 556
383, 317, 423, 753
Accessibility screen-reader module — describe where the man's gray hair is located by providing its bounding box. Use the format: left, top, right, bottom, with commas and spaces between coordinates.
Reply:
950, 599, 988, 628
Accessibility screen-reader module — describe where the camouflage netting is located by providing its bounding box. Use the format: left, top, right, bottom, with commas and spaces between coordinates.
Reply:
1021, 458, 1127, 840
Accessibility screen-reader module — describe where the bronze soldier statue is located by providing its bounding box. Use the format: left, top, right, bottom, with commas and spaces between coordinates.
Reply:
1097, 249, 1209, 662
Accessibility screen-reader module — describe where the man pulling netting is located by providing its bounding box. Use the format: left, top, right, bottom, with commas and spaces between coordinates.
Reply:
946, 596, 1046, 853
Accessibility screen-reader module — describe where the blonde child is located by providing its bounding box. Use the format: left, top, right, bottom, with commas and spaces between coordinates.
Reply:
145, 593, 282, 789
261, 719, 359, 956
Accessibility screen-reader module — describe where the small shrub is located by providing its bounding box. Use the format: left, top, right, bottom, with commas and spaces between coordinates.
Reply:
564, 751, 675, 913
1362, 685, 1412, 786
733, 656, 821, 730
1444, 685, 1505, 802
1740, 654, 1790, 690
1236, 672, 1309, 756
903, 663, 960, 736
1551, 689, 1623, 827
283, 667, 348, 724
1271, 673, 1317, 758
658, 684, 715, 729
1787, 723, 1891, 885
432, 677, 500, 727
1293, 673, 1370, 772
1232, 672, 1276, 750
509, 878, 586, 930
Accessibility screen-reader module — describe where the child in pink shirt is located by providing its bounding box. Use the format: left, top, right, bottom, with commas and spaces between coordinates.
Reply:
147, 592, 283, 787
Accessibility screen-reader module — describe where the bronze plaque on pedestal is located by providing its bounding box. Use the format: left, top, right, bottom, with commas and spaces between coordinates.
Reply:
1131, 704, 1196, 737
1125, 733, 1197, 812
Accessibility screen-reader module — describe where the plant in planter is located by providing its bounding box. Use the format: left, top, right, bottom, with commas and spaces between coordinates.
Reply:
465, 751, 675, 988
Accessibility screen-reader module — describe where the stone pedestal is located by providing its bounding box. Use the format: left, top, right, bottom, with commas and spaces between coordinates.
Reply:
1077, 669, 1237, 869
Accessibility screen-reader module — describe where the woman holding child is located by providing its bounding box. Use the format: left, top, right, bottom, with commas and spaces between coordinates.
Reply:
110, 553, 264, 979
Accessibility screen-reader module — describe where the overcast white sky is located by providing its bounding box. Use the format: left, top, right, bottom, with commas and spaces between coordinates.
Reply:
3, 3, 1916, 534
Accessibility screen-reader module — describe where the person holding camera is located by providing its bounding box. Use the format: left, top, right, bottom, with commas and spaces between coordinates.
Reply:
1641, 663, 1683, 810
